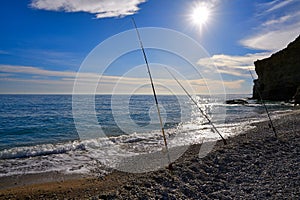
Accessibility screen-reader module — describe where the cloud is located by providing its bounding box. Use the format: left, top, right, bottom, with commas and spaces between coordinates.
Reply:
240, 0, 300, 51
30, 0, 147, 18
240, 22, 300, 51
0, 64, 80, 77
191, 78, 245, 91
261, 0, 295, 13
262, 15, 291, 26
0, 64, 149, 94
0, 50, 9, 55
0, 73, 12, 77
197, 52, 271, 77
0, 64, 246, 94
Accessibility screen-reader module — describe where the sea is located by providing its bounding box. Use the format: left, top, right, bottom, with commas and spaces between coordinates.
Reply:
0, 94, 295, 176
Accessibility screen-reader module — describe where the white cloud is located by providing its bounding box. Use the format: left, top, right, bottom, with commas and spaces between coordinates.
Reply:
30, 0, 147, 18
262, 15, 291, 26
0, 65, 150, 94
0, 65, 78, 77
240, 0, 300, 51
240, 23, 300, 51
0, 73, 12, 77
263, 0, 295, 13
197, 52, 271, 77
0, 64, 247, 94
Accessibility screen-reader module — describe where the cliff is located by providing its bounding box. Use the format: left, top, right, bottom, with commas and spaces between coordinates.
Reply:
252, 35, 300, 101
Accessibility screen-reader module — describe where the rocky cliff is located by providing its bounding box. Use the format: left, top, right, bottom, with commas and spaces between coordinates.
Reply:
252, 35, 300, 101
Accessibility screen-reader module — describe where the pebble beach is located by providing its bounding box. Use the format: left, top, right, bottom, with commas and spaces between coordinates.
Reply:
0, 110, 299, 199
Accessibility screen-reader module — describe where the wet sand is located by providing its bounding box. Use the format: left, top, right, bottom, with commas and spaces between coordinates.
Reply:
1, 110, 299, 199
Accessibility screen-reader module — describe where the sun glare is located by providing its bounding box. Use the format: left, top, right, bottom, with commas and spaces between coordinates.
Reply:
190, 4, 211, 27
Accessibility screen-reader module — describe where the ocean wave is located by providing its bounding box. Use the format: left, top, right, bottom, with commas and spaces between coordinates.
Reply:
0, 117, 257, 161
0, 142, 86, 159
0, 120, 258, 177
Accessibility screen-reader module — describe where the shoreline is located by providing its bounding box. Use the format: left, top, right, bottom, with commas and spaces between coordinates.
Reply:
1, 109, 299, 199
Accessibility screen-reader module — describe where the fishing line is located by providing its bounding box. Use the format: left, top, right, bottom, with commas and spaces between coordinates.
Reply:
249, 69, 277, 138
165, 67, 227, 145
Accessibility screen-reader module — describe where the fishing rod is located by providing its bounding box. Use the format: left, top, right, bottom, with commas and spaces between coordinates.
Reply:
165, 67, 227, 145
249, 69, 277, 138
131, 18, 172, 169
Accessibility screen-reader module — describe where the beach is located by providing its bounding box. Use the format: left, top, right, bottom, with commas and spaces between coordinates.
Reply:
1, 1, 300, 199
0, 110, 299, 199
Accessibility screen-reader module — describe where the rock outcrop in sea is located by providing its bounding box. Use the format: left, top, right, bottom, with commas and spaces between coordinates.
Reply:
252, 35, 300, 101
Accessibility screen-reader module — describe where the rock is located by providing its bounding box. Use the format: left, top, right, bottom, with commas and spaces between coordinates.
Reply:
252, 35, 300, 101
225, 99, 248, 105
292, 86, 300, 105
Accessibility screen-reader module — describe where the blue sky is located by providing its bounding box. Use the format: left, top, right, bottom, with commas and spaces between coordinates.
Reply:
0, 0, 299, 94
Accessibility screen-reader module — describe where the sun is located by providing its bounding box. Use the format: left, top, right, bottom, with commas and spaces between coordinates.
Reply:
190, 4, 211, 27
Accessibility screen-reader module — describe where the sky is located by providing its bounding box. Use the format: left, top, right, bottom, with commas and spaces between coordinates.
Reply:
0, 0, 299, 94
